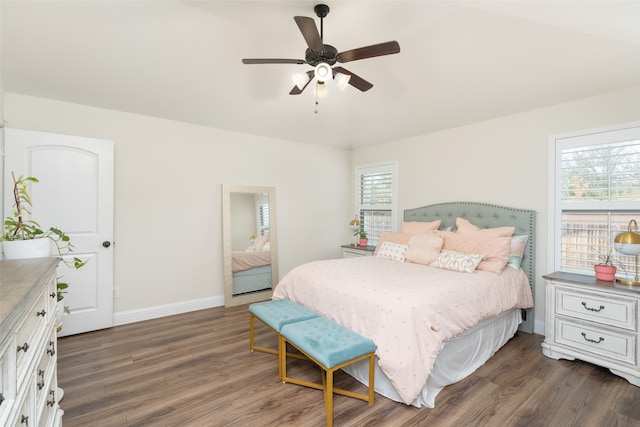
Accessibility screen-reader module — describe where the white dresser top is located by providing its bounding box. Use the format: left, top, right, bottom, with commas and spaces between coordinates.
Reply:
0, 257, 59, 334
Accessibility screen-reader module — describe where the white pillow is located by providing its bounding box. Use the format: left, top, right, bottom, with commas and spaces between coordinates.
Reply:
431, 249, 483, 273
376, 241, 408, 262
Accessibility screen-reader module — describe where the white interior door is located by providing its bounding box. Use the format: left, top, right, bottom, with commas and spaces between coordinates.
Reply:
4, 128, 114, 336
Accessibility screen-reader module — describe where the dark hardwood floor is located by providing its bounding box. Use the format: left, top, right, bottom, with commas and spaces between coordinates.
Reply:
57, 305, 640, 426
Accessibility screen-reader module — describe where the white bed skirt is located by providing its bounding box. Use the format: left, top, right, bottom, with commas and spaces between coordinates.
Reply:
232, 265, 272, 295
342, 308, 522, 408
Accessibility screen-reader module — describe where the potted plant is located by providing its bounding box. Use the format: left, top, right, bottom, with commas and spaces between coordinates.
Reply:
0, 172, 86, 269
594, 251, 617, 281
1, 172, 87, 331
356, 229, 368, 248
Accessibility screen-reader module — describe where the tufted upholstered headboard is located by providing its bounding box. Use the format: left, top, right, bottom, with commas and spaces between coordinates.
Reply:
404, 201, 536, 333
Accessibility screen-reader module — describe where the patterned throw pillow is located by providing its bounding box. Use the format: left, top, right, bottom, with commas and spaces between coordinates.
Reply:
376, 241, 409, 262
431, 249, 483, 273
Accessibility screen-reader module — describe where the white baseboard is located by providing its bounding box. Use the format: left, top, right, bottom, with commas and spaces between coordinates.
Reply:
114, 295, 225, 326
534, 319, 545, 336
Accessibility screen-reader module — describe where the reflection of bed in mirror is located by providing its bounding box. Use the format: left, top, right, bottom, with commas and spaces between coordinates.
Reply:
232, 243, 272, 295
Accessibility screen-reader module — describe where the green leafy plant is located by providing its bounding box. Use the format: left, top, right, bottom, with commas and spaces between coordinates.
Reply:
56, 278, 71, 314
354, 228, 367, 239
0, 172, 87, 269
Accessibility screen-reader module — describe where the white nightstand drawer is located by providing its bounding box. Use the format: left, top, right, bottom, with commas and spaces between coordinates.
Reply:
556, 287, 637, 331
555, 318, 636, 365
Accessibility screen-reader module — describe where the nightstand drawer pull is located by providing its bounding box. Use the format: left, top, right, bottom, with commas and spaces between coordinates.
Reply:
581, 301, 605, 312
17, 342, 30, 353
581, 332, 605, 344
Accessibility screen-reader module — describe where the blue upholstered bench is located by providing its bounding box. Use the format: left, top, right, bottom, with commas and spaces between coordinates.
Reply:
249, 299, 320, 378
280, 316, 376, 427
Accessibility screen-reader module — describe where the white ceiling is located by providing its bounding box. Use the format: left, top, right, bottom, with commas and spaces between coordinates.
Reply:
2, 1, 640, 149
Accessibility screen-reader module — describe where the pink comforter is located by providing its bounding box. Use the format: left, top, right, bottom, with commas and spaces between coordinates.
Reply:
232, 250, 271, 273
272, 256, 533, 404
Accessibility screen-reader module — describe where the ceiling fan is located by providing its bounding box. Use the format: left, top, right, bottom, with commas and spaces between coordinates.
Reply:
242, 4, 400, 95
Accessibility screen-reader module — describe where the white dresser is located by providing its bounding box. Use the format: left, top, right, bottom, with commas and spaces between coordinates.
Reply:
542, 271, 640, 386
0, 258, 62, 427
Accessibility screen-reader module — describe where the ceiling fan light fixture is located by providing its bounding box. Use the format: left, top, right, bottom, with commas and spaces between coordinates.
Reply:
315, 81, 328, 98
314, 62, 332, 83
334, 72, 351, 90
292, 72, 310, 90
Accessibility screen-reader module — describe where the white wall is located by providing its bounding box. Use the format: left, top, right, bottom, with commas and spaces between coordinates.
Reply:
351, 85, 640, 334
4, 93, 351, 319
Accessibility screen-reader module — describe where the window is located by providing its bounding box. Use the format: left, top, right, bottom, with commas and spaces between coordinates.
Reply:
551, 123, 640, 279
355, 162, 398, 245
256, 193, 270, 236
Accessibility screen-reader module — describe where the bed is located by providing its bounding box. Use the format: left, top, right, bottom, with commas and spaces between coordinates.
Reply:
272, 201, 535, 408
232, 249, 272, 295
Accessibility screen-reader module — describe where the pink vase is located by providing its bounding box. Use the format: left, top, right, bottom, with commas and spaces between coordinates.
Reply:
359, 238, 368, 248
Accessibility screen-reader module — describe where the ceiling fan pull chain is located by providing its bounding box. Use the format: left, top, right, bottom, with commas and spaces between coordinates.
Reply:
314, 82, 320, 114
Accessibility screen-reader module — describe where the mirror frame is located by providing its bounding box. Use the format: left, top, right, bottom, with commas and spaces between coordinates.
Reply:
222, 184, 278, 307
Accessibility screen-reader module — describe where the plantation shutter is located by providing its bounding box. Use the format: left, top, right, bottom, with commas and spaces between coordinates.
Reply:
356, 162, 397, 245
557, 127, 640, 276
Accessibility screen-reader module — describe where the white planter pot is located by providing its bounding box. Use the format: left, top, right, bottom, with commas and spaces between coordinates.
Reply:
2, 238, 52, 259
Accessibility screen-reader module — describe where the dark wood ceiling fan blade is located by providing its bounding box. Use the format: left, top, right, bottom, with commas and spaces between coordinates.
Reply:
294, 16, 323, 52
289, 70, 315, 95
337, 41, 400, 63
333, 67, 373, 92
242, 58, 306, 64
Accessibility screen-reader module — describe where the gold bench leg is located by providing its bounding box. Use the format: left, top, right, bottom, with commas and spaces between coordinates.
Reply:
368, 353, 375, 406
325, 368, 334, 427
249, 312, 255, 352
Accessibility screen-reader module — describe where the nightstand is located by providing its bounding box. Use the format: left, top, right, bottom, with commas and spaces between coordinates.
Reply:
341, 244, 375, 258
542, 271, 640, 386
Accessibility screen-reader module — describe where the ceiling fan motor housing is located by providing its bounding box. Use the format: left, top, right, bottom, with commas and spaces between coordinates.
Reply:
305, 44, 338, 66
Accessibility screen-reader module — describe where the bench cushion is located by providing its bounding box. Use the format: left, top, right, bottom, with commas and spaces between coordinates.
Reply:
249, 298, 319, 332
281, 317, 376, 369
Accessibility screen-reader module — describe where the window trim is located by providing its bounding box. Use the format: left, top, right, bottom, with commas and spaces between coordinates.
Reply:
354, 161, 398, 244
548, 121, 640, 273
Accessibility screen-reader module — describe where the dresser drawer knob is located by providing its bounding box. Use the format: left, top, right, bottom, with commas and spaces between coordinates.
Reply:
0, 392, 4, 406
581, 301, 605, 312
36, 309, 47, 317
17, 342, 30, 353
581, 332, 605, 344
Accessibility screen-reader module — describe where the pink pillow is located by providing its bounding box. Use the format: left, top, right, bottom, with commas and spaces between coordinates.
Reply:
253, 233, 270, 251
442, 232, 512, 274
455, 218, 515, 238
401, 220, 442, 234
374, 231, 413, 255
405, 232, 444, 265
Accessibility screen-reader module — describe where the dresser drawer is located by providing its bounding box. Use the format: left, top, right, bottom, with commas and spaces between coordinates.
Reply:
554, 318, 636, 365
15, 287, 49, 383
555, 287, 637, 331
0, 339, 16, 427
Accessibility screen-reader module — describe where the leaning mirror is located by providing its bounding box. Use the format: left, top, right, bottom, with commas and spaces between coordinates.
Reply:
222, 184, 278, 307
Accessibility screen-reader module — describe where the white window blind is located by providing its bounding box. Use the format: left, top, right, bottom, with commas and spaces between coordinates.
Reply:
554, 125, 640, 278
355, 162, 397, 245
256, 193, 270, 236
